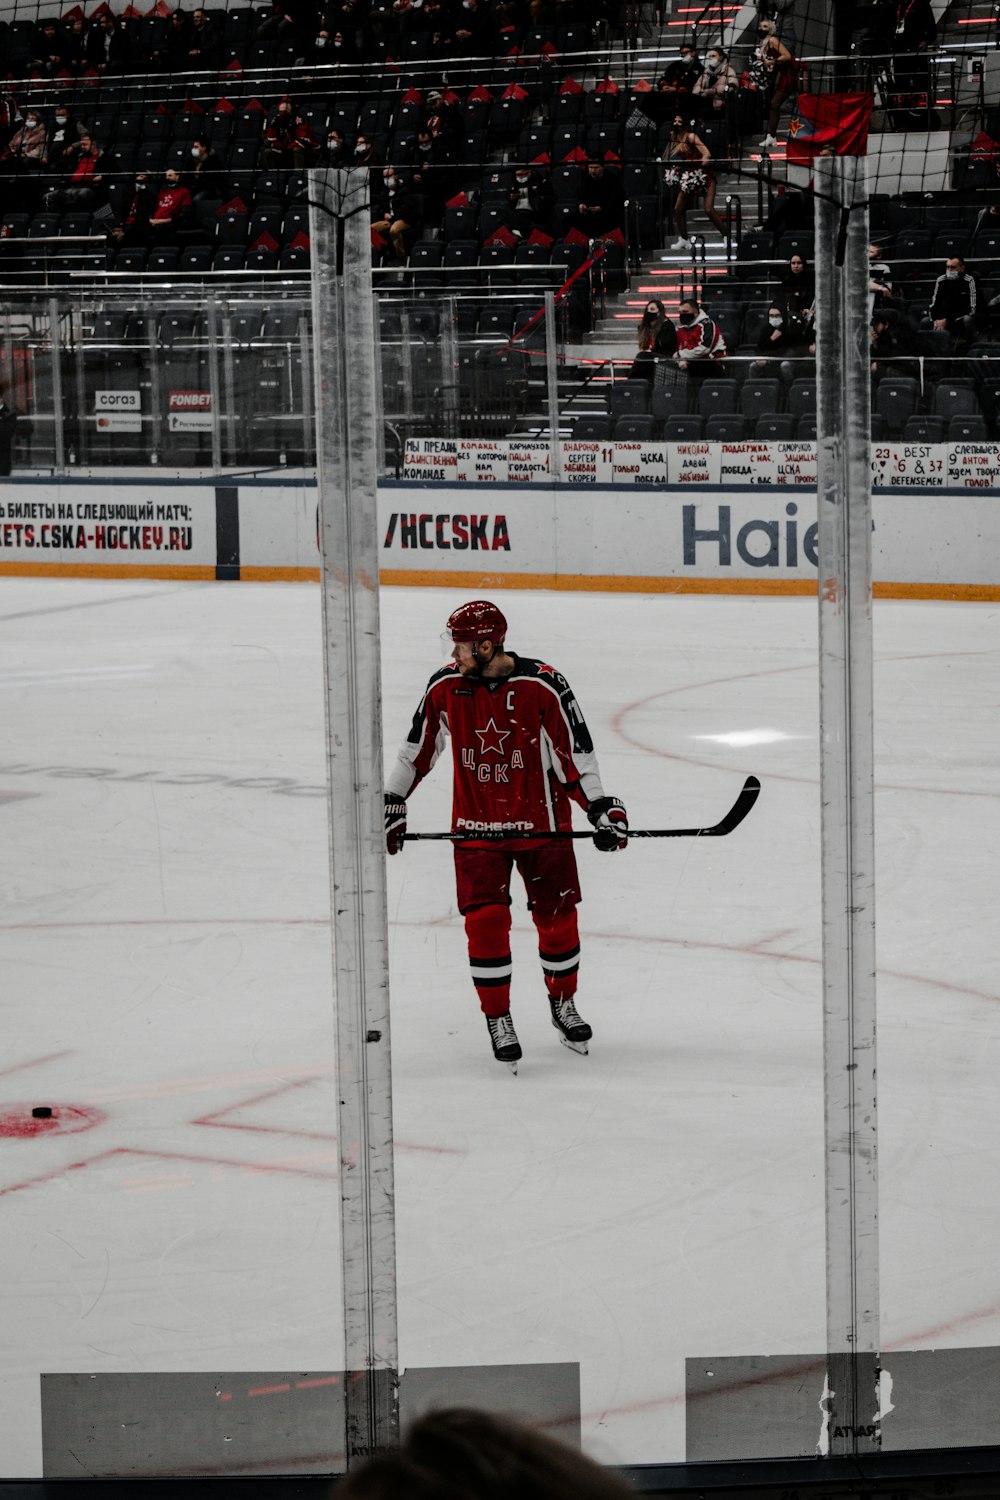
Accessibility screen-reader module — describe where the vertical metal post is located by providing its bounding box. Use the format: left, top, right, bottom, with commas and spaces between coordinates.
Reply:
205, 293, 223, 474
48, 298, 65, 473
440, 295, 460, 439
814, 155, 880, 1458
147, 308, 162, 464
544, 288, 562, 478
298, 308, 315, 470
73, 302, 87, 466
308, 165, 399, 1466
221, 308, 238, 467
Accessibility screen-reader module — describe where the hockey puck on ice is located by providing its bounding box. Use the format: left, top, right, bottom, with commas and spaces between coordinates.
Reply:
0, 1104, 106, 1139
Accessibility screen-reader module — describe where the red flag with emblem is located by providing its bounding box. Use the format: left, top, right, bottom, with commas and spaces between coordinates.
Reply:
785, 92, 873, 165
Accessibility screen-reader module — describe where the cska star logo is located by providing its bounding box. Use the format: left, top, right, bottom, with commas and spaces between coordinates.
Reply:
475, 717, 510, 755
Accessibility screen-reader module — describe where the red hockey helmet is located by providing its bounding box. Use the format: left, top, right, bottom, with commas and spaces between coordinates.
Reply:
443, 599, 508, 649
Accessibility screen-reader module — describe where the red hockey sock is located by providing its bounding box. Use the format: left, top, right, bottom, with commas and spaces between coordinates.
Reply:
533, 908, 580, 1002
464, 903, 513, 1017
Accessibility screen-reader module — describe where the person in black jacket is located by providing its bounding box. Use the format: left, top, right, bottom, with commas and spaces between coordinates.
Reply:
85, 14, 132, 73
570, 158, 624, 238
929, 255, 981, 342
370, 166, 422, 262
0, 393, 20, 476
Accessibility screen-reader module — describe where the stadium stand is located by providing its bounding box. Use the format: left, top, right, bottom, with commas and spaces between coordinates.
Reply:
0, 0, 996, 467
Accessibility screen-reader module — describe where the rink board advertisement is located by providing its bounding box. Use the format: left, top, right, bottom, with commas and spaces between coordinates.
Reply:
0, 485, 214, 575
0, 444, 998, 597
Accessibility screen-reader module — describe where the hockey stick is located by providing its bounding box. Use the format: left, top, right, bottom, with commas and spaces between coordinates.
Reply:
402, 775, 760, 843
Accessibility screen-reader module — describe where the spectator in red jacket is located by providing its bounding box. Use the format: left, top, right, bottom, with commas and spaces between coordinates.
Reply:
261, 97, 318, 169
117, 168, 192, 244
674, 298, 727, 376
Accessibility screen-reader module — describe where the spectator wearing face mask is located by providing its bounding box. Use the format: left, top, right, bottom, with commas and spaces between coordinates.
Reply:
754, 303, 811, 376
628, 298, 677, 379
352, 133, 381, 171
188, 138, 228, 201
507, 163, 553, 237
318, 127, 349, 166
371, 165, 422, 263
692, 47, 739, 115
44, 107, 82, 171
2, 110, 48, 171
674, 298, 727, 376
928, 255, 980, 341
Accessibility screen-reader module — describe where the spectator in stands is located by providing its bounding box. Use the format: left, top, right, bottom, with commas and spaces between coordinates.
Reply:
262, 98, 318, 169
752, 19, 796, 150
117, 167, 193, 245
889, 0, 935, 102
571, 158, 624, 239
637, 299, 668, 351
318, 127, 350, 166
44, 106, 82, 171
188, 139, 229, 200
871, 307, 931, 380
85, 13, 132, 73
657, 43, 701, 113
662, 117, 726, 249
450, 0, 493, 55
185, 8, 224, 68
868, 241, 900, 314
929, 254, 980, 343
629, 299, 675, 380
327, 25, 361, 58
2, 109, 47, 172
157, 9, 193, 70
692, 47, 739, 117
0, 391, 21, 477
423, 89, 463, 155
508, 164, 553, 237
777, 251, 815, 324
754, 303, 812, 377
63, 16, 89, 73
352, 133, 380, 171
43, 131, 105, 212
371, 165, 422, 263
336, 1408, 633, 1500
30, 19, 70, 78
674, 297, 726, 377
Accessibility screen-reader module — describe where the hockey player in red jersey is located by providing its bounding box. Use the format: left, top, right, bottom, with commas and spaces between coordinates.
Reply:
384, 600, 628, 1072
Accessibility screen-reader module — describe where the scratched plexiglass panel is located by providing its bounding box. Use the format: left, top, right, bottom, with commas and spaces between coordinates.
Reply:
1, 577, 344, 1477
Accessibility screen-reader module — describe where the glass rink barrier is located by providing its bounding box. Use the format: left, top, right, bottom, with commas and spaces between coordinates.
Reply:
3, 225, 1000, 1489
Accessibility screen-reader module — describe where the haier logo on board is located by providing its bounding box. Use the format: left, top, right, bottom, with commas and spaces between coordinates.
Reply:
683, 503, 818, 569
383, 513, 511, 551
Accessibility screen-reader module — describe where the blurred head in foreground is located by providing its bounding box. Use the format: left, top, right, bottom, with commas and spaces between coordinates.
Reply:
335, 1407, 633, 1500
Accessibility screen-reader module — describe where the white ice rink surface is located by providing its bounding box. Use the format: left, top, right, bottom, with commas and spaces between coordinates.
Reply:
1, 578, 998, 1475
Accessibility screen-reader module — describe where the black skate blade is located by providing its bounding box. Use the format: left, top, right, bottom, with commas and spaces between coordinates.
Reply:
505, 1059, 519, 1075
559, 1036, 589, 1056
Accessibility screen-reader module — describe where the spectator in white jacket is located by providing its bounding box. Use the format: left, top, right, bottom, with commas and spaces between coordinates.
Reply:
692, 47, 739, 114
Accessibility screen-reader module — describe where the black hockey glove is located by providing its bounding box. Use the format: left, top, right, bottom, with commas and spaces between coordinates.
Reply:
385, 793, 407, 855
587, 796, 629, 852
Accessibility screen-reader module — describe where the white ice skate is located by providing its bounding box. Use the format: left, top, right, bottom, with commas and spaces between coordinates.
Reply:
486, 1011, 522, 1074
550, 997, 592, 1055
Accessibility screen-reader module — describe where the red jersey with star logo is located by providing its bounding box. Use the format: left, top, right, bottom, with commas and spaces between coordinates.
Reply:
386, 654, 607, 847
